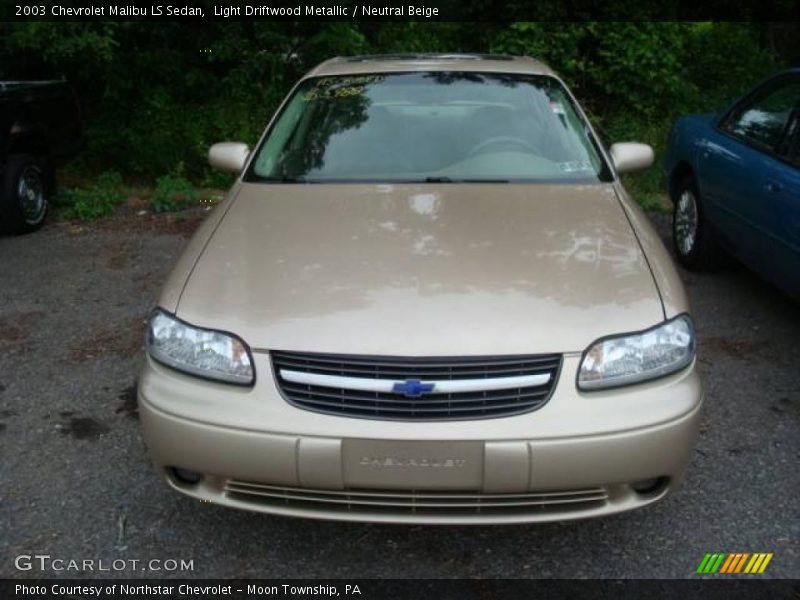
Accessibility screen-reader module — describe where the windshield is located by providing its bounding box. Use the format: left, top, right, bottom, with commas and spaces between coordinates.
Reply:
246, 72, 612, 184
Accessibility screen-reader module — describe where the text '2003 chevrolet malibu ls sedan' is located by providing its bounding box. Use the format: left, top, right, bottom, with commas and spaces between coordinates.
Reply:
138, 54, 702, 524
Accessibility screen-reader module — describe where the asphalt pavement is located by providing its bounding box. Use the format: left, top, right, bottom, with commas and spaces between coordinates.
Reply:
0, 209, 797, 579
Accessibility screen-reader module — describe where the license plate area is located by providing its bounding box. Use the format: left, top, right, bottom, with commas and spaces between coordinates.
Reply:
342, 440, 484, 490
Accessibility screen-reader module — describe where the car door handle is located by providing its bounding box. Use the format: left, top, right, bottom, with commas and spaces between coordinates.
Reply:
764, 181, 783, 193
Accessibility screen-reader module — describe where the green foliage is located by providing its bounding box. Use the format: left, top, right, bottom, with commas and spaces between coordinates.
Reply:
602, 115, 672, 212
492, 22, 783, 208
0, 22, 789, 212
682, 23, 780, 111
1, 23, 119, 67
372, 23, 486, 54
493, 22, 721, 118
59, 171, 128, 220
150, 166, 198, 213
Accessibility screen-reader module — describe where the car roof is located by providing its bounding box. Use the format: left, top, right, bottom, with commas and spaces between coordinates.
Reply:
304, 54, 557, 79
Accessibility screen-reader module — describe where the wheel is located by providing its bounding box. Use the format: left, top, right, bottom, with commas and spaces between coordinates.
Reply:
0, 154, 51, 234
672, 173, 722, 270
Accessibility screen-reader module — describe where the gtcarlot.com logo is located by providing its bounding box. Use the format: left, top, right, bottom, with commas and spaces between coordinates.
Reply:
15, 554, 194, 572
696, 552, 773, 574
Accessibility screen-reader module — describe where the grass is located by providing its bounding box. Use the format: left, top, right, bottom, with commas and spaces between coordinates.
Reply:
55, 157, 672, 222
55, 162, 224, 220
622, 172, 672, 214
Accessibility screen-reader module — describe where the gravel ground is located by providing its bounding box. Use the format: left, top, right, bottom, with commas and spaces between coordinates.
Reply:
0, 208, 798, 579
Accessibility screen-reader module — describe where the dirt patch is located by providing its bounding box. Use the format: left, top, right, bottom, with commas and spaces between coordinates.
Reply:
727, 445, 756, 456
67, 316, 145, 362
0, 324, 26, 343
701, 336, 766, 358
106, 244, 132, 270
0, 310, 45, 343
70, 206, 209, 238
151, 212, 207, 236
18, 310, 43, 325
106, 254, 128, 270
133, 270, 158, 293
7, 343, 34, 357
771, 396, 800, 416
0, 423, 5, 433
116, 383, 139, 420
58, 417, 110, 440
0, 409, 18, 419
124, 195, 149, 212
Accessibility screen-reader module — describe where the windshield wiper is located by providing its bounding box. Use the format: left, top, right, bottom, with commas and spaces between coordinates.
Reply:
421, 176, 510, 183
253, 175, 509, 184
255, 175, 316, 183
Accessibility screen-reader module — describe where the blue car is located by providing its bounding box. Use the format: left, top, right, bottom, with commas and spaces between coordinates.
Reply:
665, 69, 800, 299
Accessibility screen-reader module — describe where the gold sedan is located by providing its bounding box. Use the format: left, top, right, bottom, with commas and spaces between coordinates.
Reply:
138, 54, 701, 524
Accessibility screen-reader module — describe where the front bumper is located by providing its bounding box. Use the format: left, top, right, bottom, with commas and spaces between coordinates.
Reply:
138, 353, 703, 524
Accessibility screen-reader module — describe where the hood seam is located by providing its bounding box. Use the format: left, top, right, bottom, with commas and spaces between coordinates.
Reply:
174, 185, 243, 314
612, 187, 668, 321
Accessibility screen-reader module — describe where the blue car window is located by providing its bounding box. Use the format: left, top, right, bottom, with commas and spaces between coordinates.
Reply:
790, 130, 800, 167
724, 80, 800, 151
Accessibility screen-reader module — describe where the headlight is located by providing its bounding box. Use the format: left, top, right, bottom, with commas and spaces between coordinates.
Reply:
578, 314, 695, 391
146, 309, 255, 385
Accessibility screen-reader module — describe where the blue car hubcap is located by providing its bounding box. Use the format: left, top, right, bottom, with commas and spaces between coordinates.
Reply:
676, 190, 698, 255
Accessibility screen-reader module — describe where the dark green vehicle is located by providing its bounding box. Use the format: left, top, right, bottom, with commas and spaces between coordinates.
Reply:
0, 80, 82, 234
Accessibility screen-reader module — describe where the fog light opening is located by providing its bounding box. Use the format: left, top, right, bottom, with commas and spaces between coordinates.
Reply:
169, 467, 204, 485
632, 477, 668, 495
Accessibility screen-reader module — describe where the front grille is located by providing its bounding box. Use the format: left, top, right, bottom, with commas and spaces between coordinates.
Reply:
225, 481, 608, 517
271, 351, 561, 420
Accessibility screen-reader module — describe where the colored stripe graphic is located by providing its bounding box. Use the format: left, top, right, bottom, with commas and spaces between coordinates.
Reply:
719, 554, 736, 573
734, 553, 749, 573
745, 554, 761, 573
697, 553, 725, 574
757, 554, 773, 573
698, 553, 773, 574
720, 553, 735, 574
696, 554, 712, 573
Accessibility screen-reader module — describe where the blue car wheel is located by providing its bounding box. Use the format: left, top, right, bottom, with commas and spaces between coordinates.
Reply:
672, 173, 723, 270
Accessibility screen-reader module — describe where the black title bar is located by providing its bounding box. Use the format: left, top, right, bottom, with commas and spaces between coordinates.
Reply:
3, 579, 800, 600
3, 0, 800, 21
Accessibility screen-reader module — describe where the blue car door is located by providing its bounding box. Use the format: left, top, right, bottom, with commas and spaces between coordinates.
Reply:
768, 106, 800, 297
696, 75, 800, 277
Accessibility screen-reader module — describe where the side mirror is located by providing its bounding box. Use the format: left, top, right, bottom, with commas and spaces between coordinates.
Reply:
208, 142, 250, 173
609, 142, 654, 174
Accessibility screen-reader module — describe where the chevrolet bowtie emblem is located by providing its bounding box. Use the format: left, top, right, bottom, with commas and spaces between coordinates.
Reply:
392, 379, 435, 397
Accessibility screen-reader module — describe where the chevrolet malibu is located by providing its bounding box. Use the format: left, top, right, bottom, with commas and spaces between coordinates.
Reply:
138, 54, 702, 524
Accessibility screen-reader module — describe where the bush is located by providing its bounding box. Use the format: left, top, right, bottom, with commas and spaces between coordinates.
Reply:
682, 23, 779, 111
491, 22, 692, 118
491, 22, 782, 212
150, 168, 197, 213
59, 170, 128, 220
602, 116, 674, 213
3, 22, 787, 213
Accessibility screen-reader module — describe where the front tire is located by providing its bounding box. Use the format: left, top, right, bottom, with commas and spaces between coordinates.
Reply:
0, 154, 51, 234
672, 174, 722, 270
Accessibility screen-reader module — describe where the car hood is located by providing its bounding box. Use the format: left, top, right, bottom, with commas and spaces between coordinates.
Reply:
175, 183, 663, 355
